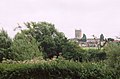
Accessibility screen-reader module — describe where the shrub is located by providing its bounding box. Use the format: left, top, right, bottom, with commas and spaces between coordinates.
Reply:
62, 41, 85, 62
84, 49, 107, 62
104, 42, 120, 68
0, 60, 119, 79
63, 48, 107, 62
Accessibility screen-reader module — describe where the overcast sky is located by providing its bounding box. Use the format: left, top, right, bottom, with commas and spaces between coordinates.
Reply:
0, 0, 120, 38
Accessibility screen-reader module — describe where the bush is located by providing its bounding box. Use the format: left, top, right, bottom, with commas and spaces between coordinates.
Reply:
62, 41, 85, 62
63, 48, 107, 62
0, 60, 119, 79
84, 49, 107, 62
104, 42, 120, 68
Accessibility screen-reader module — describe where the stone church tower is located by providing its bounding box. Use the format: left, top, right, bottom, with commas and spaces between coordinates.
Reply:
75, 29, 82, 39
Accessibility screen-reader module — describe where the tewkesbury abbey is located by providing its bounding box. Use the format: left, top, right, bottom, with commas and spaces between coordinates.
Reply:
70, 29, 120, 48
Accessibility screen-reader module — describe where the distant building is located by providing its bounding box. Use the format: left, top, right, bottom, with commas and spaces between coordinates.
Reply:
86, 38, 100, 47
75, 29, 82, 39
70, 29, 100, 47
70, 29, 120, 48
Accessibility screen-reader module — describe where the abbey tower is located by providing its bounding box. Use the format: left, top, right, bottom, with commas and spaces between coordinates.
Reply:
75, 29, 82, 39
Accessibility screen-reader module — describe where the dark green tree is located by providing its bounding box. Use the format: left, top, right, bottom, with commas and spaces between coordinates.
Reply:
0, 29, 12, 62
81, 34, 87, 42
24, 22, 67, 58
22, 21, 84, 60
100, 34, 104, 41
62, 41, 84, 62
11, 31, 42, 61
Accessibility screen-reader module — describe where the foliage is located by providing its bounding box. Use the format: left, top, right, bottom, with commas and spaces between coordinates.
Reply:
2, 57, 44, 64
0, 29, 12, 62
84, 49, 107, 62
24, 22, 68, 58
63, 46, 107, 62
11, 31, 42, 61
104, 42, 120, 68
100, 34, 104, 41
0, 22, 120, 79
81, 33, 87, 42
62, 41, 85, 62
0, 60, 118, 79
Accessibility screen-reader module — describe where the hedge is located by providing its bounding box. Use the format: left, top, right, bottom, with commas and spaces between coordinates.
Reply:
62, 49, 107, 62
0, 60, 119, 79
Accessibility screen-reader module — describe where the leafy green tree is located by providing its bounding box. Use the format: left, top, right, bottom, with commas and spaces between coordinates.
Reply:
81, 34, 87, 42
22, 21, 85, 60
100, 34, 104, 41
11, 32, 42, 61
0, 29, 12, 62
62, 41, 84, 62
23, 22, 67, 58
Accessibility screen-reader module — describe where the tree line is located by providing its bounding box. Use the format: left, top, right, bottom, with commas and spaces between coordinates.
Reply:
0, 21, 119, 78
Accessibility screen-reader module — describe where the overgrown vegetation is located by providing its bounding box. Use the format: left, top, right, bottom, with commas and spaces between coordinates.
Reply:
0, 21, 119, 79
